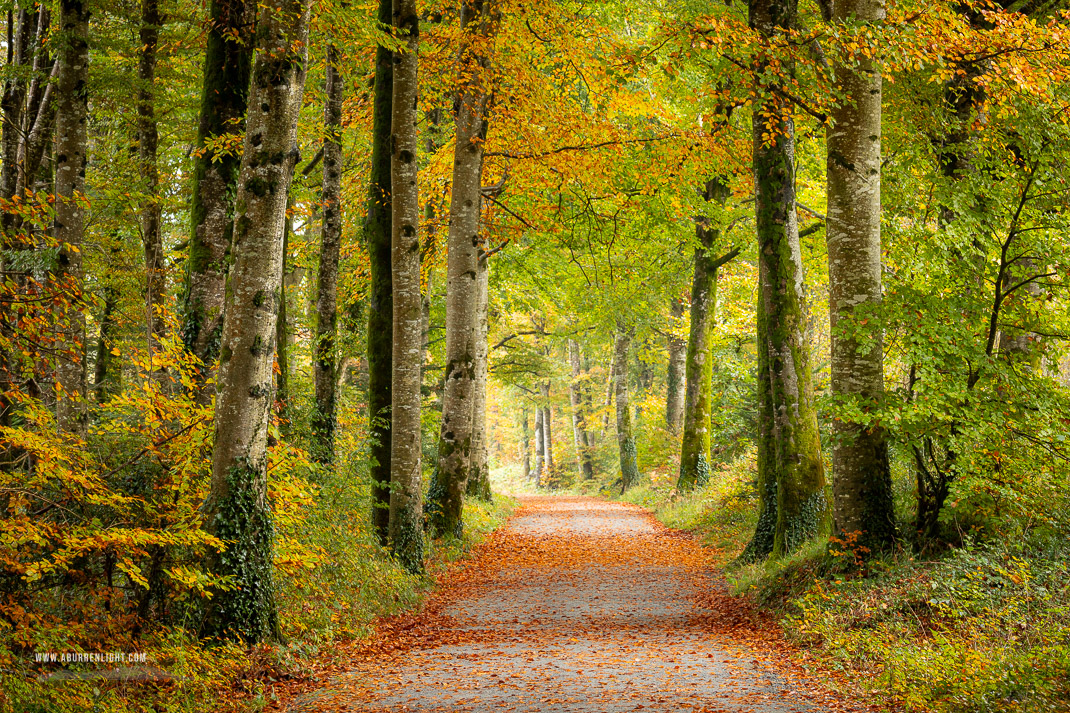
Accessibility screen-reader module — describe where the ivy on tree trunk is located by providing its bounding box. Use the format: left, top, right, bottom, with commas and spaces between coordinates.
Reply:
202, 0, 310, 643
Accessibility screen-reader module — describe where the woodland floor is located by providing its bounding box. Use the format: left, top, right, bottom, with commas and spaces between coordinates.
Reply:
288, 496, 871, 713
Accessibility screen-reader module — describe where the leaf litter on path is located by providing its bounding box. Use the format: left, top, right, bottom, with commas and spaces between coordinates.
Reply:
287, 496, 880, 713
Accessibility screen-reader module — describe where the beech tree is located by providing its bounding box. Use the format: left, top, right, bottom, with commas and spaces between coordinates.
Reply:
677, 181, 735, 491
388, 0, 425, 573
181, 0, 256, 400
202, 0, 310, 642
312, 42, 344, 463
614, 329, 639, 491
367, 0, 394, 545
430, 0, 501, 537
825, 0, 897, 552
53, 0, 90, 435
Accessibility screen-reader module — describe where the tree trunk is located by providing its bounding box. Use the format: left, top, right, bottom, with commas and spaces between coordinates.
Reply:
826, 0, 897, 552
520, 407, 532, 480
367, 0, 394, 545
388, 0, 424, 573
743, 289, 780, 560
466, 254, 491, 500
568, 339, 595, 480
749, 0, 829, 556
312, 43, 344, 463
53, 0, 90, 436
202, 0, 310, 643
614, 331, 639, 491
1, 8, 31, 214
533, 405, 544, 483
665, 297, 687, 433
181, 0, 257, 402
677, 181, 732, 491
93, 286, 120, 402
138, 0, 166, 372
430, 0, 499, 536
275, 212, 291, 424
541, 382, 554, 485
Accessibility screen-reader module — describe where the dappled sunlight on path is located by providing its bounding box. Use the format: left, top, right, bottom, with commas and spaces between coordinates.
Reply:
290, 496, 868, 713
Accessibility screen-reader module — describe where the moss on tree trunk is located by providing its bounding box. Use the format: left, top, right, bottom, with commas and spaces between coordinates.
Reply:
181, 0, 256, 402
312, 43, 344, 464
203, 0, 310, 643
614, 331, 639, 491
367, 0, 394, 546
677, 180, 732, 491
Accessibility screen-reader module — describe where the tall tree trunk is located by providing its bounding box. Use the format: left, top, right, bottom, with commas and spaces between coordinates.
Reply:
275, 213, 291, 424
541, 382, 554, 484
466, 254, 491, 500
665, 297, 687, 433
614, 331, 639, 491
677, 181, 733, 490
93, 286, 120, 402
826, 0, 896, 552
743, 290, 780, 560
430, 0, 499, 537
0, 8, 34, 418
532, 405, 544, 483
181, 0, 256, 402
312, 43, 344, 463
138, 0, 166, 372
1, 8, 31, 214
568, 339, 594, 480
202, 0, 309, 642
602, 351, 614, 434
520, 406, 532, 481
750, 0, 829, 557
388, 0, 424, 573
53, 0, 90, 436
367, 0, 394, 545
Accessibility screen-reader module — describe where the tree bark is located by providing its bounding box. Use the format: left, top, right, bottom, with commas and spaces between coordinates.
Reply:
532, 405, 544, 483
826, 0, 897, 552
93, 286, 120, 402
750, 0, 829, 556
275, 211, 291, 424
138, 0, 166, 373
430, 0, 499, 536
53, 0, 90, 436
466, 254, 491, 500
614, 331, 639, 491
568, 339, 595, 480
367, 0, 394, 545
541, 383, 554, 484
665, 297, 687, 433
202, 0, 310, 643
181, 0, 257, 402
677, 181, 732, 491
743, 288, 780, 560
520, 406, 532, 481
312, 43, 344, 463
388, 0, 424, 573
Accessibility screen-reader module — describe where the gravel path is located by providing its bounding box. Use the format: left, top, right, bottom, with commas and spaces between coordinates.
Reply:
290, 496, 861, 713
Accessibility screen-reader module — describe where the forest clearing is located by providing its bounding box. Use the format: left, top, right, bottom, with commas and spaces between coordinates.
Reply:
1, 0, 1070, 711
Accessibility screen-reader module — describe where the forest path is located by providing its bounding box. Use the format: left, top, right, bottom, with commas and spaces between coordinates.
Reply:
290, 496, 862, 713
